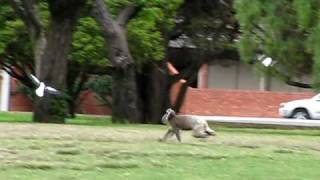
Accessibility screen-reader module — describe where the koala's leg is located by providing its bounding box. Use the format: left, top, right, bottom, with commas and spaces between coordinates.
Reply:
174, 128, 182, 142
203, 121, 216, 136
159, 128, 174, 142
192, 124, 209, 138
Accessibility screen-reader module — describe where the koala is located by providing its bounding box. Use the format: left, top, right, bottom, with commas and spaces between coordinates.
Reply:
159, 108, 216, 142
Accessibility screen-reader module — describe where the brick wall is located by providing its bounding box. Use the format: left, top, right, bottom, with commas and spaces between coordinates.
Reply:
180, 88, 314, 118
9, 78, 111, 115
10, 86, 315, 118
10, 93, 33, 112
76, 90, 111, 115
9, 91, 111, 115
9, 78, 33, 112
8, 74, 315, 118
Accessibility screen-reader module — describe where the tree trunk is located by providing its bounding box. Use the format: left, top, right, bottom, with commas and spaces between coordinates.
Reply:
34, 32, 47, 75
112, 65, 141, 123
93, 0, 141, 123
33, 18, 76, 123
137, 64, 166, 124
9, 0, 86, 123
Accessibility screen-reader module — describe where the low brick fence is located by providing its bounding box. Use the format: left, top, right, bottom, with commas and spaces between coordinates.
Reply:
9, 85, 314, 118
10, 93, 33, 112
10, 91, 111, 115
180, 88, 314, 118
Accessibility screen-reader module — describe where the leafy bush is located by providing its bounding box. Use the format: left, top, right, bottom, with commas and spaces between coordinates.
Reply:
87, 75, 112, 107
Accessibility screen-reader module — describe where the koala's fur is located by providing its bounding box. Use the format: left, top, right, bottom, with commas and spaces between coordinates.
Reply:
160, 108, 216, 142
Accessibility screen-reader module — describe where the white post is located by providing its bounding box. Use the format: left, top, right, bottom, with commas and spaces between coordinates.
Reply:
260, 75, 271, 91
1, 70, 10, 111
259, 76, 266, 91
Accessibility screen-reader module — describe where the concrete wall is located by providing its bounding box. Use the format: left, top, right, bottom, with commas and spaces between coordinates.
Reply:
207, 61, 311, 92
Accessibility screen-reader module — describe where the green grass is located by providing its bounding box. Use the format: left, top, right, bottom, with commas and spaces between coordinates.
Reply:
0, 112, 32, 123
0, 112, 320, 179
0, 112, 112, 126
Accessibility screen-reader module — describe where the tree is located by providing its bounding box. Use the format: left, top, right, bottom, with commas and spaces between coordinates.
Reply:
234, 0, 320, 89
1, 0, 182, 123
167, 0, 239, 112
8, 0, 87, 123
0, 2, 112, 118
0, 3, 35, 88
127, 0, 182, 123
67, 16, 111, 117
92, 0, 182, 123
92, 0, 140, 123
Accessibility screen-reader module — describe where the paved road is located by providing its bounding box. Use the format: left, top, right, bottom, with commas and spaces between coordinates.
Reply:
192, 115, 320, 128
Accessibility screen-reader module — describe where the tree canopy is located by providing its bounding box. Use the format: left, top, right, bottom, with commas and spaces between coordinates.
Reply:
1, 0, 183, 123
234, 0, 320, 89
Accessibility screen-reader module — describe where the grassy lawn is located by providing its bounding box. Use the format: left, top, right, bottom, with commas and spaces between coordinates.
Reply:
0, 112, 320, 179
0, 112, 112, 126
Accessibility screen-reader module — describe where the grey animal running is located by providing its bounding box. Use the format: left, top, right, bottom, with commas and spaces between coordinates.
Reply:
159, 108, 216, 142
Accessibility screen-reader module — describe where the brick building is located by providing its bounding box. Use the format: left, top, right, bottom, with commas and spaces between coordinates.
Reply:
176, 62, 314, 118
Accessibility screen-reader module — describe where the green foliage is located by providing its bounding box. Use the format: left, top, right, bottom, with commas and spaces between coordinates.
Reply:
104, 0, 131, 16
48, 95, 68, 122
16, 84, 36, 102
307, 12, 320, 89
70, 17, 109, 67
87, 75, 112, 106
126, 0, 182, 69
0, 1, 49, 64
127, 8, 165, 68
175, 0, 238, 60
0, 4, 33, 63
71, 0, 182, 70
234, 0, 320, 88
1, 0, 182, 73
1, 0, 182, 123
293, 0, 312, 31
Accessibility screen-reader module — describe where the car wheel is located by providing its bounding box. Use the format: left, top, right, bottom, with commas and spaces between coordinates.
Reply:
292, 109, 310, 119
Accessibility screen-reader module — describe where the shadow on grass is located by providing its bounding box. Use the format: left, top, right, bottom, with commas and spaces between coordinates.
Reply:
96, 162, 140, 169
56, 149, 81, 155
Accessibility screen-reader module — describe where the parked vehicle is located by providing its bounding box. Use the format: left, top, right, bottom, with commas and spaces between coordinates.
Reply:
279, 94, 320, 119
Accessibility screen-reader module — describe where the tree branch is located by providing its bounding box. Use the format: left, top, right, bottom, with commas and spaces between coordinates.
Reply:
285, 78, 312, 89
271, 68, 312, 89
92, 0, 133, 68
8, 0, 42, 42
1, 61, 35, 88
92, 0, 117, 37
116, 5, 140, 27
85, 65, 113, 75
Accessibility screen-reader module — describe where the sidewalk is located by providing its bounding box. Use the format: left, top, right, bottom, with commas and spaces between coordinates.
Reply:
191, 115, 320, 128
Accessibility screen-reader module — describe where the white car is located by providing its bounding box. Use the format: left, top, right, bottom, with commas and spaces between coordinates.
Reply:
279, 94, 320, 119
